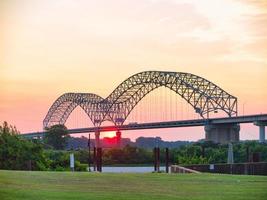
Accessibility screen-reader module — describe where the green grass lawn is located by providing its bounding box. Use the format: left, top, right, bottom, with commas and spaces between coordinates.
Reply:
0, 170, 267, 200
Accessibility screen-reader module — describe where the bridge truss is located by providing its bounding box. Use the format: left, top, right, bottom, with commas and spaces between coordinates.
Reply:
43, 71, 238, 128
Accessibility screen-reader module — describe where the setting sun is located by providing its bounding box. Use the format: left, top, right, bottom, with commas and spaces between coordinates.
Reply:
103, 131, 116, 138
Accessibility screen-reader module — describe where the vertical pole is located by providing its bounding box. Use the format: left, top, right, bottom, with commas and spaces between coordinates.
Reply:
227, 143, 234, 174
97, 148, 102, 172
96, 148, 99, 172
93, 147, 96, 171
97, 150, 99, 172
99, 148, 102, 172
88, 133, 91, 172
165, 148, 169, 173
227, 143, 234, 164
153, 147, 157, 172
70, 153, 75, 172
95, 131, 100, 148
157, 147, 160, 172
116, 130, 121, 148
236, 101, 238, 116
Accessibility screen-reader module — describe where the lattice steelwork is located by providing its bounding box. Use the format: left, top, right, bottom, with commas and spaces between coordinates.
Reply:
43, 71, 238, 128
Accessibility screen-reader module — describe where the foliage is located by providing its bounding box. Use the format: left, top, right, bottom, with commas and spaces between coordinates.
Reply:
66, 136, 190, 150
0, 121, 49, 170
103, 145, 154, 164
175, 141, 267, 165
44, 124, 70, 150
74, 149, 90, 164
44, 141, 267, 167
2, 121, 267, 171
44, 150, 87, 171
135, 137, 190, 149
175, 144, 209, 164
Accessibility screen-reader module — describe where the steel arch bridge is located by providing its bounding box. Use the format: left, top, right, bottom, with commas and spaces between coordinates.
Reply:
43, 71, 238, 129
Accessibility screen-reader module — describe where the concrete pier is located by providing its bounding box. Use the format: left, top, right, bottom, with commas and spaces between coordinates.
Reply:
205, 124, 240, 144
259, 126, 265, 143
116, 131, 121, 148
254, 121, 267, 143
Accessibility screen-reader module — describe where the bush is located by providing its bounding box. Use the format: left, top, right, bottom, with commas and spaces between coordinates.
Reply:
75, 161, 87, 171
0, 122, 49, 170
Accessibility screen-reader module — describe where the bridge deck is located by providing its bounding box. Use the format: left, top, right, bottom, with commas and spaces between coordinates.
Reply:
21, 114, 267, 138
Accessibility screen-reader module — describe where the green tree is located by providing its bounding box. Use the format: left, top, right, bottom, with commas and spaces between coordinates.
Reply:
0, 121, 48, 170
44, 124, 70, 150
176, 144, 209, 164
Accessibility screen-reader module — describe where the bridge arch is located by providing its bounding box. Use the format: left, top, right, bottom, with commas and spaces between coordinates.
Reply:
43, 71, 237, 128
43, 93, 106, 128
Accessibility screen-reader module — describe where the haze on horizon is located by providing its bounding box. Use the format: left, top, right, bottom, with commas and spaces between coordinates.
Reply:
1, 0, 267, 141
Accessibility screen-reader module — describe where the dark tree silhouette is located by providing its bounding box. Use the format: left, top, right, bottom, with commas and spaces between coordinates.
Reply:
44, 124, 70, 150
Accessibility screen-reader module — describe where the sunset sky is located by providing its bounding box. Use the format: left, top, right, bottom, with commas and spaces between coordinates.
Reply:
1, 0, 267, 141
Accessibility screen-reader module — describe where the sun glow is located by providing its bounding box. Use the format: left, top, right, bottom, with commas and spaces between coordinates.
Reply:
103, 131, 116, 138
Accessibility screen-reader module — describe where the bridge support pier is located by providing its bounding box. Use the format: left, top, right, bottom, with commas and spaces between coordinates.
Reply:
254, 121, 267, 143
259, 126, 266, 143
205, 124, 240, 144
116, 131, 121, 148
95, 131, 100, 148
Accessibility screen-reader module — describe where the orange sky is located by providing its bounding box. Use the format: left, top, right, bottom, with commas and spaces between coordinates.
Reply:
0, 0, 267, 141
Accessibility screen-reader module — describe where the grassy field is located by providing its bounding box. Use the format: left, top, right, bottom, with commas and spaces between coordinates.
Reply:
0, 170, 267, 200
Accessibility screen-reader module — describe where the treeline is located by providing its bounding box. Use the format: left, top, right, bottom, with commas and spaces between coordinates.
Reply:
174, 141, 267, 164
0, 122, 84, 171
1, 122, 267, 171
66, 136, 191, 149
